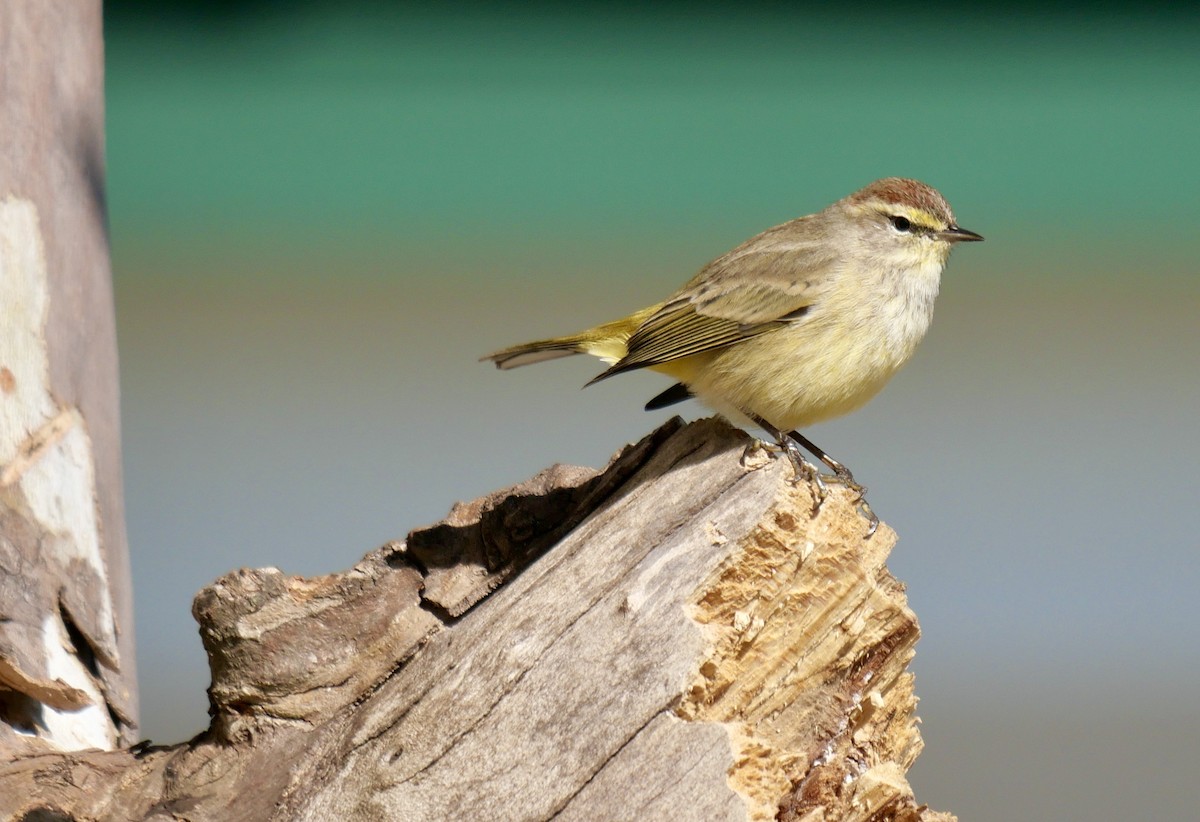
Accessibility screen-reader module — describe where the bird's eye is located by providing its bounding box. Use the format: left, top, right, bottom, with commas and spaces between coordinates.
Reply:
889, 215, 912, 233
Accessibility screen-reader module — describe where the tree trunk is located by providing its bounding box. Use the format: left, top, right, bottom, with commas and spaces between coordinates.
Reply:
0, 1, 137, 751
0, 418, 954, 821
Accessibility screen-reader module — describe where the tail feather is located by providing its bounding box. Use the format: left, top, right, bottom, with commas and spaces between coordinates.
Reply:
482, 337, 588, 370
483, 307, 656, 372
644, 381, 693, 410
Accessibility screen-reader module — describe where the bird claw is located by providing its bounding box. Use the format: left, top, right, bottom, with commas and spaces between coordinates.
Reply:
755, 428, 879, 539
778, 443, 827, 515
816, 459, 878, 538
740, 439, 776, 470
856, 498, 880, 538
781, 444, 878, 538
824, 467, 867, 502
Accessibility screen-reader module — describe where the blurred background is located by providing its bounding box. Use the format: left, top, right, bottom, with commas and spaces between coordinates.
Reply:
105, 2, 1198, 819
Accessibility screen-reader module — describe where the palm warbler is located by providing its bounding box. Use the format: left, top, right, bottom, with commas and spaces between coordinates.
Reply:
483, 178, 982, 533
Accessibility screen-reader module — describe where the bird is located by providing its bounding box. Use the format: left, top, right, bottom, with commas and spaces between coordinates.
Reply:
483, 178, 982, 534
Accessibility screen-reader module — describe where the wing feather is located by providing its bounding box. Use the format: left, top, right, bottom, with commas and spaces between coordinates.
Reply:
589, 229, 837, 382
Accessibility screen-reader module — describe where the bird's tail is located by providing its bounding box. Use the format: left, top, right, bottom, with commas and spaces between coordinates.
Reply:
482, 307, 657, 370
482, 334, 595, 370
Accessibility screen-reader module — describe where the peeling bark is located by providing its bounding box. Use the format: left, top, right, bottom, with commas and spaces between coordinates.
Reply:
0, 418, 954, 821
0, 1, 136, 752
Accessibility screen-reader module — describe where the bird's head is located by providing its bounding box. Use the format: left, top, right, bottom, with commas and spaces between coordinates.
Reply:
837, 177, 983, 269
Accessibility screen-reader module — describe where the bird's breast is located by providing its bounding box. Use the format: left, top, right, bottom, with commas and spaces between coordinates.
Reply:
875, 257, 942, 362
673, 257, 944, 431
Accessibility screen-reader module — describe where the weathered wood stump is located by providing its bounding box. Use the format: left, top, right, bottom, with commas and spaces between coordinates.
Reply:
0, 418, 953, 821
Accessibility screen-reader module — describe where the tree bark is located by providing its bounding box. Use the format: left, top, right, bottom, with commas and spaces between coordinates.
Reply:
0, 418, 954, 821
0, 1, 137, 751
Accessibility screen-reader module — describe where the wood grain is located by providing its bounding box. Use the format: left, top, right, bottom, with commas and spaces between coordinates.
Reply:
0, 418, 952, 821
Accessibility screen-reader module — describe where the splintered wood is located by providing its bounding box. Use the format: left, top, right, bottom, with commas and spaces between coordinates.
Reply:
678, 479, 942, 822
0, 418, 954, 821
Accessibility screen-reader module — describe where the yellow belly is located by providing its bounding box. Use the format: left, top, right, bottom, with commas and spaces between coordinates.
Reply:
651, 321, 914, 432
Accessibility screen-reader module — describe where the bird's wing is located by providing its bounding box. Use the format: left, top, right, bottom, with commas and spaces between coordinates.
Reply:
589, 229, 836, 383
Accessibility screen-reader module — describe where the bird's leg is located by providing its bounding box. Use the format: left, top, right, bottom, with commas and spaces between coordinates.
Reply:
785, 430, 879, 537
785, 431, 861, 491
747, 415, 877, 536
783, 436, 829, 510
746, 414, 827, 513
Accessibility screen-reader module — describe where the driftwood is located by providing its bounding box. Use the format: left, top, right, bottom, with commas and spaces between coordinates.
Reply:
0, 417, 953, 821
0, 0, 137, 753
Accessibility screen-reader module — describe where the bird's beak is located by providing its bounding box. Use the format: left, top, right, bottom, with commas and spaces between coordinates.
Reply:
940, 225, 984, 243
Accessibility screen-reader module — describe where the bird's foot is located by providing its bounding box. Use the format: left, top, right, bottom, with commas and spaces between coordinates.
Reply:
813, 458, 878, 537
824, 462, 866, 500
854, 497, 880, 538
757, 428, 878, 537
779, 442, 828, 515
740, 438, 777, 470
788, 450, 879, 538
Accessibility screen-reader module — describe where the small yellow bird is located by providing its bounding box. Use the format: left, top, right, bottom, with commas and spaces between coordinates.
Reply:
484, 178, 982, 533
